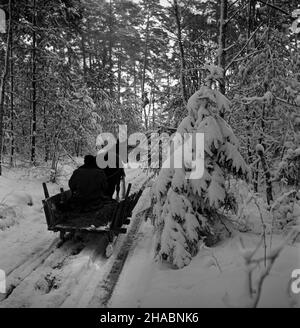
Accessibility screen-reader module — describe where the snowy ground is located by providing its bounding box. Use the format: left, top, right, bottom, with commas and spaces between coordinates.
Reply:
0, 162, 299, 308
110, 221, 300, 308
110, 180, 300, 308
0, 161, 149, 308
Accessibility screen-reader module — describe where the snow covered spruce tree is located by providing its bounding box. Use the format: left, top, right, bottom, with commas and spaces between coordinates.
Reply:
152, 66, 249, 268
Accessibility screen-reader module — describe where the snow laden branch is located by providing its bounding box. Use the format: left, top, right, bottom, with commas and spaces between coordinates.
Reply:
152, 66, 249, 269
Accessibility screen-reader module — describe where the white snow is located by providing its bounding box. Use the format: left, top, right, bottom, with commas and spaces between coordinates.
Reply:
0, 161, 299, 308
110, 221, 300, 308
0, 169, 60, 276
0, 162, 149, 308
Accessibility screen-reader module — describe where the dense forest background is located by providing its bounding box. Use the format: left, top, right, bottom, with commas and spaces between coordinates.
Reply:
0, 0, 299, 184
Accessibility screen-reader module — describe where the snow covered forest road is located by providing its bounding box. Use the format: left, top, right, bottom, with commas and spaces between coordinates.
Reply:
0, 165, 151, 308
1, 163, 299, 308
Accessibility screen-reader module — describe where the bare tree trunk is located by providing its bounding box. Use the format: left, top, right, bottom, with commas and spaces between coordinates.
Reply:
246, 0, 256, 189
31, 0, 37, 165
81, 33, 87, 82
257, 147, 273, 204
167, 74, 170, 99
247, 0, 253, 39
218, 0, 228, 101
9, 13, 14, 167
148, 87, 152, 128
246, 0, 252, 164
173, 0, 188, 105
141, 9, 150, 130
0, 0, 12, 175
133, 61, 137, 110
152, 92, 155, 129
108, 0, 114, 97
43, 101, 49, 162
88, 27, 92, 70
117, 52, 121, 104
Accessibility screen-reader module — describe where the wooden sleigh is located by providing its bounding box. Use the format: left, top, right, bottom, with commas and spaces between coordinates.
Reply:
42, 182, 142, 256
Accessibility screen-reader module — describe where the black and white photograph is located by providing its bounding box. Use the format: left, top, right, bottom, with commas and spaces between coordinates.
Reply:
0, 0, 299, 312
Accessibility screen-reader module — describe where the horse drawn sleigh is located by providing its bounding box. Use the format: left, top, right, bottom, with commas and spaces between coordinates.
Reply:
42, 182, 142, 257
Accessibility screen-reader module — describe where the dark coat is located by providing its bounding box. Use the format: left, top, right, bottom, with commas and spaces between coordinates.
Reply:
69, 164, 109, 205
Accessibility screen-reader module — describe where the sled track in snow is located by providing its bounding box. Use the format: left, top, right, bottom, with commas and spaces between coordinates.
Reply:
0, 232, 116, 307
0, 236, 87, 305
62, 176, 152, 308
67, 177, 152, 308
88, 211, 145, 307
0, 172, 152, 308
0, 238, 60, 301
5, 238, 59, 278
90, 176, 152, 307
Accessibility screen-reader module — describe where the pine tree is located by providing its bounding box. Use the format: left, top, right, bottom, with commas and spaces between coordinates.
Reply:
152, 65, 249, 268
